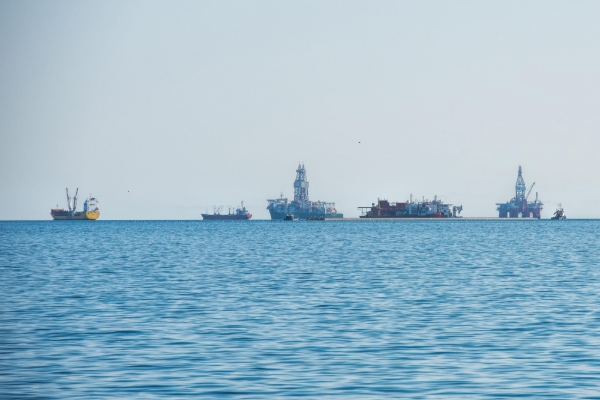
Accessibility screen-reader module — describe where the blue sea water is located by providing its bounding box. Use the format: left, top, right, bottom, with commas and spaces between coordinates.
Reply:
1, 220, 599, 398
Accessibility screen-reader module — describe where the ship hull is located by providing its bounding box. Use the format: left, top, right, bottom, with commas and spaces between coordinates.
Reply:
202, 214, 252, 220
359, 215, 449, 219
268, 210, 343, 220
51, 211, 100, 220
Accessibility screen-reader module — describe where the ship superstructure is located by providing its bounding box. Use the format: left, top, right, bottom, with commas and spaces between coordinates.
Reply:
267, 164, 342, 219
496, 166, 543, 218
359, 195, 462, 218
202, 202, 252, 220
51, 188, 100, 220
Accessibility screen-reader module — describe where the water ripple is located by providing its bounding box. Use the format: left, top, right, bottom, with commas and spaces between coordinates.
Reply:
1, 220, 600, 398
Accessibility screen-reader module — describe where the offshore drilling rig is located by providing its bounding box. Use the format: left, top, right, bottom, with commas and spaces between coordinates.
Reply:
496, 166, 543, 219
266, 163, 342, 219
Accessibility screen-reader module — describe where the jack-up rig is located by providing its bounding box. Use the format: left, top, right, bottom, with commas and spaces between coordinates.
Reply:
496, 166, 543, 219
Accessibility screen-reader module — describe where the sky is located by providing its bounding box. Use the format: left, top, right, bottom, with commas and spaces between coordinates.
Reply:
1, 1, 599, 219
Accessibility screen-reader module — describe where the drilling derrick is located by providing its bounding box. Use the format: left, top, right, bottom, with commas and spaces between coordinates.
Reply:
496, 166, 543, 219
515, 166, 526, 204
293, 163, 309, 203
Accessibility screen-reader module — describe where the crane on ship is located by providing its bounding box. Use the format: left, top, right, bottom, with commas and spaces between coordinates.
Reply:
65, 188, 79, 216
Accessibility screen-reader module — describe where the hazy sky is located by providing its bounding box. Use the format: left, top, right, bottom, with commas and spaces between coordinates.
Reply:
1, 1, 599, 219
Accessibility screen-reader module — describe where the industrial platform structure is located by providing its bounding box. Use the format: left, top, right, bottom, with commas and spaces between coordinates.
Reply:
496, 166, 543, 219
359, 195, 462, 218
267, 164, 342, 219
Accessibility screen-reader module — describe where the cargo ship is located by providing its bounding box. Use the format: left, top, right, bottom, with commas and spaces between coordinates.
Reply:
359, 195, 462, 218
51, 188, 100, 220
202, 202, 252, 220
267, 164, 343, 220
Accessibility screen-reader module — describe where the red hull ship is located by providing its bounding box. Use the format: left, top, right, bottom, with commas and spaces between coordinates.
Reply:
202, 202, 252, 220
359, 196, 462, 218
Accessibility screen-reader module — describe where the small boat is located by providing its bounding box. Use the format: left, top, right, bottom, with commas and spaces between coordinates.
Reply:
551, 204, 566, 220
306, 216, 325, 221
284, 213, 295, 221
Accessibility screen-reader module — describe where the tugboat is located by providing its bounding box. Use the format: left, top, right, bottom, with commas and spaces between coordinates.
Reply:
551, 204, 567, 220
202, 202, 252, 220
284, 213, 295, 221
51, 188, 100, 220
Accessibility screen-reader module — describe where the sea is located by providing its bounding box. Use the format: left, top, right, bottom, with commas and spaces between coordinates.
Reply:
1, 220, 599, 398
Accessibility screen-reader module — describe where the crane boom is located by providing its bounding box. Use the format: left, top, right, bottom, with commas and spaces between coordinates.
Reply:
66, 188, 72, 212
73, 188, 79, 212
526, 182, 536, 200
